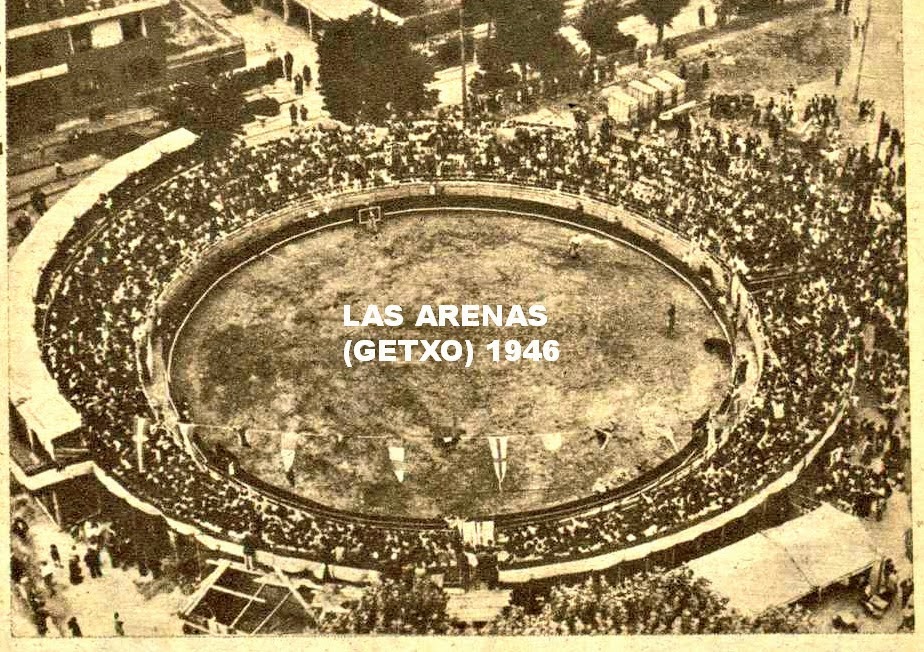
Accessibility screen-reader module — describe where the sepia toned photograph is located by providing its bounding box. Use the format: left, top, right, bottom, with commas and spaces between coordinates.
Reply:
4, 0, 915, 641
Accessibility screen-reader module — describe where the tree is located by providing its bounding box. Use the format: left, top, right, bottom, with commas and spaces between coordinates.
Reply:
463, 0, 506, 37
317, 11, 437, 124
576, 0, 638, 58
638, 0, 690, 44
491, 0, 566, 72
161, 78, 250, 135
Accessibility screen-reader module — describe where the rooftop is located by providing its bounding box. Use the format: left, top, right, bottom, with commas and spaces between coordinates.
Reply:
7, 0, 159, 31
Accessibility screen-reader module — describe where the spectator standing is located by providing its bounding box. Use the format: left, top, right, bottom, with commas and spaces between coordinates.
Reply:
242, 532, 257, 571
284, 51, 294, 81
30, 188, 47, 216
15, 212, 33, 240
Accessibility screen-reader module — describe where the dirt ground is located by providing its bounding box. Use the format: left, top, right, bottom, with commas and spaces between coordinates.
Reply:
171, 212, 728, 518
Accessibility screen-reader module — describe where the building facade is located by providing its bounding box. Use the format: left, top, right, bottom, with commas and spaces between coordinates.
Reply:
7, 0, 171, 135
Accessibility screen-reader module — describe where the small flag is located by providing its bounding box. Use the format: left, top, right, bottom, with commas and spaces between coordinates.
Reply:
488, 436, 508, 487
541, 431, 562, 452
281, 430, 300, 472
388, 445, 406, 483
133, 416, 150, 472
705, 421, 718, 458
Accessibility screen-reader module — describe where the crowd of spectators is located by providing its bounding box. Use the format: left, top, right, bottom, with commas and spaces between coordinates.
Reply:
33, 91, 906, 570
479, 567, 813, 635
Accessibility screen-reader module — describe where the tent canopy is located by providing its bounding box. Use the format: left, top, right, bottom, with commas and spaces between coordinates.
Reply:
687, 504, 880, 616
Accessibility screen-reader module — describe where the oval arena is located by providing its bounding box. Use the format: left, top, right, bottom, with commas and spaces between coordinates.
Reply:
11, 118, 868, 590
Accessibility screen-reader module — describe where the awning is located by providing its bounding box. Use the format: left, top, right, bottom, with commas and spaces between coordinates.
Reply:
8, 63, 69, 88
9, 128, 199, 452
292, 0, 404, 25
687, 504, 880, 616
8, 0, 171, 40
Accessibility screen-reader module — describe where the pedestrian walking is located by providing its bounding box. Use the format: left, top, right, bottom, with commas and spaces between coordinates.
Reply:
84, 546, 103, 578
67, 616, 83, 637
299, 104, 308, 122
834, 67, 843, 86
698, 4, 706, 26
68, 554, 84, 585
667, 304, 677, 338
40, 560, 55, 595
34, 607, 49, 637
289, 103, 298, 127
114, 612, 125, 636
294, 74, 303, 96
50, 544, 62, 568
302, 64, 312, 87
283, 51, 294, 81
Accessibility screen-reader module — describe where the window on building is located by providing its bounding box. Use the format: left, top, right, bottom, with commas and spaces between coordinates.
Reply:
70, 24, 93, 53
120, 14, 146, 41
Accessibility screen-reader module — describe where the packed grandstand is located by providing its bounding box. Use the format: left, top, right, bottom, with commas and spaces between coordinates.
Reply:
25, 98, 906, 584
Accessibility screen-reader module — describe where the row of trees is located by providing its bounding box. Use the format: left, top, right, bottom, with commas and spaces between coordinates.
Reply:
315, 1, 698, 123
314, 568, 815, 635
166, 1, 791, 129
313, 0, 788, 124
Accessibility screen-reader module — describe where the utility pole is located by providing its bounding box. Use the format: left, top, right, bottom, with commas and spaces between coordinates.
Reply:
460, 2, 468, 121
852, 0, 874, 104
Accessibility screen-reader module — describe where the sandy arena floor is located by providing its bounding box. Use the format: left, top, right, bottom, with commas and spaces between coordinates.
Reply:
171, 211, 728, 517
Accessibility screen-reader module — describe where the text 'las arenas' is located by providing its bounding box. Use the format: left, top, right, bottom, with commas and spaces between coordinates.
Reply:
342, 304, 560, 367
